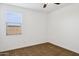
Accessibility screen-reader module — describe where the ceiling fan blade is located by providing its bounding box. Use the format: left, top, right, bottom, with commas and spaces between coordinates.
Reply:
54, 3, 60, 5
43, 4, 47, 8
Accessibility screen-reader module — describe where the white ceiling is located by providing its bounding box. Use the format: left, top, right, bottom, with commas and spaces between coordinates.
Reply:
7, 3, 71, 13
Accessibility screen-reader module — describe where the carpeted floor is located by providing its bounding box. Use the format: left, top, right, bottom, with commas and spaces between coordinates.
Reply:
0, 42, 79, 56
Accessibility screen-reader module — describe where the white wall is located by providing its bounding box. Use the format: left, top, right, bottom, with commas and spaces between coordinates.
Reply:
0, 4, 48, 52
48, 4, 79, 53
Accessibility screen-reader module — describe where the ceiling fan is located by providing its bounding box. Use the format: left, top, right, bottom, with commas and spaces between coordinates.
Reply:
43, 3, 60, 8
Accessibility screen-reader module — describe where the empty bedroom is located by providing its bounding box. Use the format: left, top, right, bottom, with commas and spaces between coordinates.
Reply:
0, 3, 79, 56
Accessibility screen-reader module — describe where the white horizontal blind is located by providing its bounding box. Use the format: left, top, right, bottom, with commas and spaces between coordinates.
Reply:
5, 10, 22, 35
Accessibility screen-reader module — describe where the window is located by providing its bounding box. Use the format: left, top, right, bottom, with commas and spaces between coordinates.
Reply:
6, 11, 22, 35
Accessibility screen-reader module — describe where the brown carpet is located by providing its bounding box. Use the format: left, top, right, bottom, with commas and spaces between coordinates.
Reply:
0, 42, 79, 56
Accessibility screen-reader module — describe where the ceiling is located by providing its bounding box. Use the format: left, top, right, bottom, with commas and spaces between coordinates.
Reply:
7, 3, 71, 13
